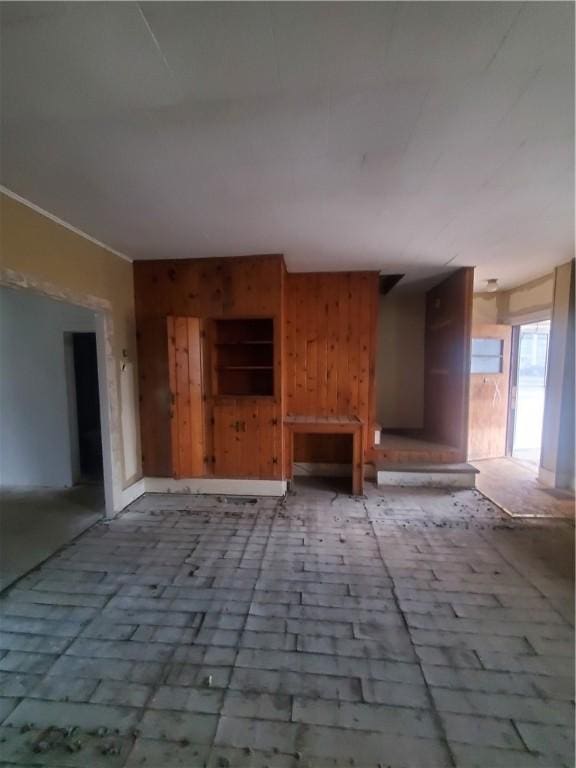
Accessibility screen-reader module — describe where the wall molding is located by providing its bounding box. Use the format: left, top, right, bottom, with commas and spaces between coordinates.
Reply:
538, 465, 573, 491
119, 478, 147, 509
0, 186, 132, 263
504, 307, 552, 326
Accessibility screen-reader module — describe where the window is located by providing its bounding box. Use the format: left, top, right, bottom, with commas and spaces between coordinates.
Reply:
471, 338, 503, 374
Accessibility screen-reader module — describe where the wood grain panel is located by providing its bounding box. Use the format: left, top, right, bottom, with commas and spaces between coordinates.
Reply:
166, 316, 180, 477
167, 316, 205, 478
423, 267, 474, 461
283, 272, 379, 462
317, 276, 329, 415
174, 317, 193, 474
213, 401, 238, 477
213, 399, 280, 478
337, 273, 351, 413
137, 315, 171, 475
187, 317, 205, 473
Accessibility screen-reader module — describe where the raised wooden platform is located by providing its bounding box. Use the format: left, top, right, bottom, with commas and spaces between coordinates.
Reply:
371, 431, 462, 465
376, 461, 478, 489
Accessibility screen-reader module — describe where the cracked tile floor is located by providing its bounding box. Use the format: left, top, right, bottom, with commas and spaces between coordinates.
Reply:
0, 480, 574, 767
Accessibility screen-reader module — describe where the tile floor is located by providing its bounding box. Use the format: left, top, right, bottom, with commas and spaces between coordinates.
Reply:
0, 485, 104, 592
0, 480, 574, 767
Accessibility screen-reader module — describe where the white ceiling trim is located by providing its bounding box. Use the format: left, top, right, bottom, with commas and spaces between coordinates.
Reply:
0, 185, 133, 264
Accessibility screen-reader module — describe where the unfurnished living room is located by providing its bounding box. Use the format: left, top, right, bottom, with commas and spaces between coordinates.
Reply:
0, 2, 574, 767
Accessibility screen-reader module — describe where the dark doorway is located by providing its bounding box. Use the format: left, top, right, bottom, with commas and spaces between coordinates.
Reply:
72, 333, 103, 482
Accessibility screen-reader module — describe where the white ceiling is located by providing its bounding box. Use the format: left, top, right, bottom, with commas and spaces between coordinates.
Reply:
1, 2, 573, 289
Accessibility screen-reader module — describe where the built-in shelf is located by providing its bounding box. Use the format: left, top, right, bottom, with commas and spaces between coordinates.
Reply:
213, 318, 274, 396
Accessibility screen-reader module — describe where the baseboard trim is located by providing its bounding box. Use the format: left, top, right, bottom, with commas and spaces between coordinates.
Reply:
377, 470, 476, 489
538, 466, 574, 490
140, 477, 286, 500
118, 478, 146, 511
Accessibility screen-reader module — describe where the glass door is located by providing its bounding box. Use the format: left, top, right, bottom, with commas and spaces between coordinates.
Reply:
511, 320, 550, 465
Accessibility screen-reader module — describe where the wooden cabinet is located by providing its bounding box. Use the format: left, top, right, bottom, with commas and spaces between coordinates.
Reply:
210, 316, 281, 479
167, 313, 282, 480
213, 400, 281, 478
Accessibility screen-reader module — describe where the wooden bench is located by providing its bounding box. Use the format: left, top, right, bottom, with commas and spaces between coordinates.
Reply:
284, 415, 364, 495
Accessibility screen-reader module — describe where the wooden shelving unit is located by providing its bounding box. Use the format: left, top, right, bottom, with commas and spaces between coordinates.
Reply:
213, 318, 274, 396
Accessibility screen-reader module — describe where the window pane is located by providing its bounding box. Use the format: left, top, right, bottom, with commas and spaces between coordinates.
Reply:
471, 338, 503, 356
471, 355, 502, 374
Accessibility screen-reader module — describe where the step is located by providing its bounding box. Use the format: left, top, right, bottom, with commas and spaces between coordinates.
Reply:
376, 462, 478, 489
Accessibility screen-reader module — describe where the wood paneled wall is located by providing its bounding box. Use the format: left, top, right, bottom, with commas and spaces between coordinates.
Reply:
284, 272, 379, 459
135, 258, 379, 476
424, 267, 474, 459
135, 255, 284, 476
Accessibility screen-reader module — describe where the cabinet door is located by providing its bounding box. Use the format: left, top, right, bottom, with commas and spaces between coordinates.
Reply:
249, 401, 281, 479
167, 316, 206, 478
213, 400, 281, 478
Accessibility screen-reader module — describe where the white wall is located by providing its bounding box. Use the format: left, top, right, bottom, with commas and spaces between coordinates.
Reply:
540, 261, 575, 489
0, 287, 97, 487
376, 292, 426, 429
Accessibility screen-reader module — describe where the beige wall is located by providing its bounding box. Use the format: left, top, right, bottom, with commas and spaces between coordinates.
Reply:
473, 272, 554, 326
0, 192, 140, 489
504, 273, 555, 324
376, 292, 425, 430
471, 293, 499, 325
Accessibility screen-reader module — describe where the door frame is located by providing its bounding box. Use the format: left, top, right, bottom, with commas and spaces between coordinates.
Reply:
506, 315, 552, 463
505, 325, 520, 457
0, 268, 123, 516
